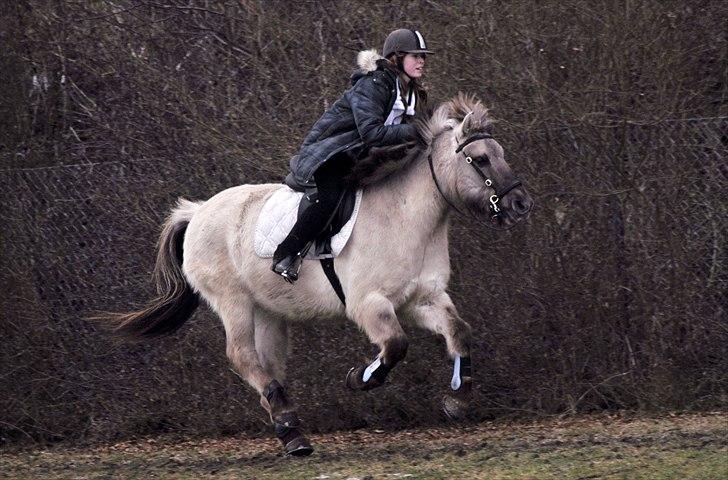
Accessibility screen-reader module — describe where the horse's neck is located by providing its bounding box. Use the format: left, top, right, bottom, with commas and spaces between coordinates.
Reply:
368, 149, 450, 236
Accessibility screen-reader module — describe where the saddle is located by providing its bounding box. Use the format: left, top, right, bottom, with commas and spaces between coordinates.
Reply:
284, 173, 358, 258
251, 174, 358, 304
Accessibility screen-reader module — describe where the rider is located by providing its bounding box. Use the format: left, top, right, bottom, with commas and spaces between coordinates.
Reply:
272, 28, 433, 282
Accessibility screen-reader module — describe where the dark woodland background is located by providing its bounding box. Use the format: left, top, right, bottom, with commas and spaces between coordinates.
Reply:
1, 0, 726, 446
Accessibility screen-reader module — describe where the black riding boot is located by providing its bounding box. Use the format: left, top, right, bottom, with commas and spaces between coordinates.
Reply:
271, 233, 308, 283
271, 192, 340, 283
271, 159, 351, 283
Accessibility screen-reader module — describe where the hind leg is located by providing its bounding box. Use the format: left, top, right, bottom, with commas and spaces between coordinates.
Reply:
254, 309, 289, 384
211, 295, 312, 456
405, 290, 473, 419
212, 295, 272, 391
254, 309, 293, 414
252, 308, 312, 456
345, 291, 409, 391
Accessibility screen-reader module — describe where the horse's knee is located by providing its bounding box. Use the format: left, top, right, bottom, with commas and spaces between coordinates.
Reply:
383, 335, 408, 366
450, 318, 472, 354
440, 302, 471, 352
351, 292, 403, 339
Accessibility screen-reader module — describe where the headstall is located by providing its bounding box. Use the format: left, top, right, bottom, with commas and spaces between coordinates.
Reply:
428, 132, 522, 223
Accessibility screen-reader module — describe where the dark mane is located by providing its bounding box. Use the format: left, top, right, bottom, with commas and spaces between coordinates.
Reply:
447, 92, 493, 133
344, 107, 432, 186
345, 93, 493, 186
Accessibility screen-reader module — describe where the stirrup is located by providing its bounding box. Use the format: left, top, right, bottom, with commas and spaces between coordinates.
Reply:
271, 253, 303, 283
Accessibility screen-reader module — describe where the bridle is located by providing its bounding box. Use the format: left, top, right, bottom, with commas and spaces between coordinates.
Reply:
427, 132, 522, 225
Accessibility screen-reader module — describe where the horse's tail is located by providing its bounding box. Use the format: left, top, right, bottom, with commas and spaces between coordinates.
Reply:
93, 198, 203, 340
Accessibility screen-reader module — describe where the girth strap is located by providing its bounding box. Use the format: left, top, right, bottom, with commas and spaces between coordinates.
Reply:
320, 258, 346, 305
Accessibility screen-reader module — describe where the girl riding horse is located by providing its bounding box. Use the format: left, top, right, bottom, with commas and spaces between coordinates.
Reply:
97, 27, 534, 457
271, 28, 433, 282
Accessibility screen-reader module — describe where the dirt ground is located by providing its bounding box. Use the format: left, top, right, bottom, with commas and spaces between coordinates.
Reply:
1, 412, 726, 479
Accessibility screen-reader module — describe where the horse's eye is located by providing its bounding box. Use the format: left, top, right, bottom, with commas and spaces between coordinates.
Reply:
477, 155, 490, 165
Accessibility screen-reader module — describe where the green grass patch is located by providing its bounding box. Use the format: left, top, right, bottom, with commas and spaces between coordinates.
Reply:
2, 413, 726, 479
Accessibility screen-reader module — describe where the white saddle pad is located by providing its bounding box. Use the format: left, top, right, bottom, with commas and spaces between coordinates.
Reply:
254, 186, 363, 259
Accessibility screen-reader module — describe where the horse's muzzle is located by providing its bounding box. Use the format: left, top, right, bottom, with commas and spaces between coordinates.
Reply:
489, 188, 533, 229
510, 189, 534, 217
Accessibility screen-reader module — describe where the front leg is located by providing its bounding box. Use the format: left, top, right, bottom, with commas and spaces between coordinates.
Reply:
406, 290, 473, 419
345, 291, 409, 391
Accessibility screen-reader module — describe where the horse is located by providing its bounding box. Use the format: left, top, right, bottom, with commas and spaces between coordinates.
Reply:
98, 93, 534, 456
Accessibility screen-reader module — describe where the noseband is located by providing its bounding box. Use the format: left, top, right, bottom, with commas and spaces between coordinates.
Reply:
428, 132, 522, 222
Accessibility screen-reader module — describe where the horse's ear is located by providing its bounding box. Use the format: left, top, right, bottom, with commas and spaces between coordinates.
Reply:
455, 111, 475, 139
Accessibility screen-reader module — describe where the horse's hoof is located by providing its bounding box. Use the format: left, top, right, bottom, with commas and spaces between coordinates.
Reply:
346, 365, 385, 391
345, 366, 364, 389
442, 395, 470, 421
283, 436, 314, 457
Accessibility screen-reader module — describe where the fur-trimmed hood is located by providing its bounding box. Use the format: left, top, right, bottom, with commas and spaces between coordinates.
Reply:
350, 49, 394, 85
356, 49, 383, 73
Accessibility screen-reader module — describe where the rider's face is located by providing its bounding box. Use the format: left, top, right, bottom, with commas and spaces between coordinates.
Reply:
403, 53, 426, 79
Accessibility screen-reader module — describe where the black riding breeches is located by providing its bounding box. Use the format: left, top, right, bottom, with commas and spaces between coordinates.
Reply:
273, 158, 352, 260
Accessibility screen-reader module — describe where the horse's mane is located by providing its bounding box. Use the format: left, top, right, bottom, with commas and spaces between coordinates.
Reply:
346, 93, 493, 186
420, 92, 494, 143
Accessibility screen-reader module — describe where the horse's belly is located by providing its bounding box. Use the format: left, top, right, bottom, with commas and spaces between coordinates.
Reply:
244, 259, 348, 322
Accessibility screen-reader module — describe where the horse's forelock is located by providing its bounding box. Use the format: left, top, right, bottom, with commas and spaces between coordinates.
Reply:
419, 93, 493, 146
448, 92, 493, 134
416, 106, 452, 145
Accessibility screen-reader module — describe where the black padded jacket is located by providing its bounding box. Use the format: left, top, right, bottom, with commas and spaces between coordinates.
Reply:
289, 60, 418, 185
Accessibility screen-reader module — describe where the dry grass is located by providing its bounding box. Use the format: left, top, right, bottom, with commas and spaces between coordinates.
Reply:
2, 412, 725, 479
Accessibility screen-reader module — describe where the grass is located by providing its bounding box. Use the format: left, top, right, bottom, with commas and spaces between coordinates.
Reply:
2, 412, 726, 479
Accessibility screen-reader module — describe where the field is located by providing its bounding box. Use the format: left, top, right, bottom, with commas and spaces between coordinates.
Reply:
2, 412, 725, 479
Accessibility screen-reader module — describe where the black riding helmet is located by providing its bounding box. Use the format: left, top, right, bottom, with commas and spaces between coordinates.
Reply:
382, 29, 434, 59
382, 29, 434, 80
382, 28, 435, 79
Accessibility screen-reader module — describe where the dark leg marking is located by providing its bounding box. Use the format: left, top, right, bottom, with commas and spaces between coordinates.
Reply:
443, 355, 473, 421
263, 380, 313, 456
346, 336, 409, 391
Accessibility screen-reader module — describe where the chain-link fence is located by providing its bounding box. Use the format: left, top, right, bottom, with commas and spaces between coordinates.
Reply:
2, 117, 725, 444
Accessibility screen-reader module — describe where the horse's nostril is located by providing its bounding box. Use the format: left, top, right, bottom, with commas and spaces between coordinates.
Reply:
514, 197, 532, 215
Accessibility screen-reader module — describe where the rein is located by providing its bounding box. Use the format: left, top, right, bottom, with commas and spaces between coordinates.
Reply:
427, 132, 521, 224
